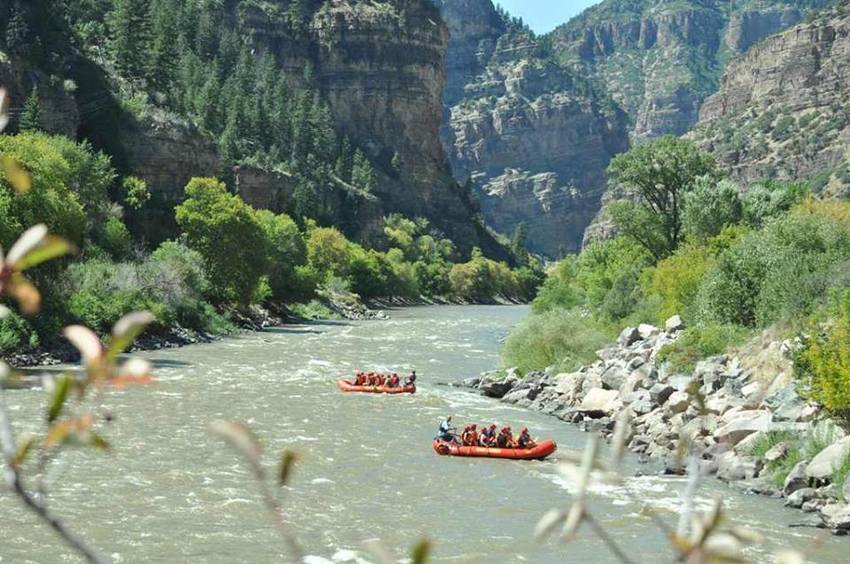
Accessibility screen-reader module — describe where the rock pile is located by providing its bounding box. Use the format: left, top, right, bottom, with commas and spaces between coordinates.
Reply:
466, 316, 850, 534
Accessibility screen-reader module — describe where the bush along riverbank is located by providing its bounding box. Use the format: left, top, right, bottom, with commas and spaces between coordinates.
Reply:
466, 316, 850, 535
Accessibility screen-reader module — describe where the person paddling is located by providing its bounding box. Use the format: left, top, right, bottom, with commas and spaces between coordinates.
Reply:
405, 371, 417, 387
516, 428, 536, 449
496, 426, 514, 448
461, 423, 479, 446
437, 416, 458, 443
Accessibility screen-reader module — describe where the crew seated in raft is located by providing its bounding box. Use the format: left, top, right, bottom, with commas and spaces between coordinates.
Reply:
460, 423, 479, 446
386, 373, 401, 388
478, 424, 497, 447
458, 423, 537, 449
496, 426, 515, 448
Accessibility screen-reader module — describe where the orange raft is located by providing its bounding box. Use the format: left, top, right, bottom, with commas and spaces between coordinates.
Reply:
432, 439, 557, 460
336, 380, 416, 395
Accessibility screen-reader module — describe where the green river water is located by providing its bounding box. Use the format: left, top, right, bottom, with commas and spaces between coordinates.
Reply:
0, 306, 845, 563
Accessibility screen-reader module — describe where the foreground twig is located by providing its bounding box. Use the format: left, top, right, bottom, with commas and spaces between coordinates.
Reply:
0, 387, 107, 564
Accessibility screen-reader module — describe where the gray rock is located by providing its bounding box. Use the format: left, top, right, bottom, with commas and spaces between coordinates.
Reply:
807, 437, 850, 481
762, 384, 805, 422
717, 451, 763, 482
714, 410, 772, 445
764, 442, 791, 463
665, 315, 685, 332
784, 461, 810, 495
649, 383, 675, 406
479, 372, 518, 398
618, 327, 641, 347
820, 504, 850, 531
501, 387, 530, 404
638, 324, 660, 340
600, 364, 627, 391
665, 391, 691, 414
577, 388, 622, 418
786, 488, 818, 509
803, 499, 829, 513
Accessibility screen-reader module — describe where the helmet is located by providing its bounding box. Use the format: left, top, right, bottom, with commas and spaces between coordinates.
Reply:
489, 424, 497, 429
501, 427, 510, 433
521, 428, 528, 434
470, 423, 477, 429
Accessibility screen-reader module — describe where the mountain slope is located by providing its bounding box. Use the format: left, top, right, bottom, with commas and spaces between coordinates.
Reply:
690, 3, 850, 196
551, 0, 831, 141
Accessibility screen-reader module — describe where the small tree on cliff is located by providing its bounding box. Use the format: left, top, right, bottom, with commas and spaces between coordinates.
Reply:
175, 177, 269, 305
19, 87, 42, 132
607, 136, 721, 260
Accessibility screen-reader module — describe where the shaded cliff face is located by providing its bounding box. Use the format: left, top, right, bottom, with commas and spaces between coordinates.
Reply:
439, 1, 629, 257
551, 0, 827, 142
690, 5, 850, 194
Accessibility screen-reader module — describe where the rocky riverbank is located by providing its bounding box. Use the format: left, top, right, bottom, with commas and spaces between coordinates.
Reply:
465, 317, 850, 535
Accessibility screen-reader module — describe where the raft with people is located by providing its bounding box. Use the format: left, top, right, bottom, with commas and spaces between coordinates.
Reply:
432, 438, 557, 460
432, 418, 557, 460
337, 371, 417, 394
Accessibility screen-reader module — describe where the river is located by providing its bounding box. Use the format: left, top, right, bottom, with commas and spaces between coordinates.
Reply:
0, 306, 845, 563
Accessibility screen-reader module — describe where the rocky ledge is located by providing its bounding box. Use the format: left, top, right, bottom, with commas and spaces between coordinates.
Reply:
464, 316, 850, 535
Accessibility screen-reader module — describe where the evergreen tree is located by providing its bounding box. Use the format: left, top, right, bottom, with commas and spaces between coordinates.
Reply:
109, 0, 151, 79
5, 1, 29, 55
510, 222, 529, 265
335, 137, 353, 182
352, 150, 377, 193
219, 111, 241, 183
195, 67, 221, 132
148, 0, 179, 90
19, 87, 42, 132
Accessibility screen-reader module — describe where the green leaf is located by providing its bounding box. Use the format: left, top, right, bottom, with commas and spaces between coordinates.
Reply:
278, 450, 298, 486
411, 539, 431, 564
107, 311, 155, 360
14, 235, 75, 271
47, 374, 72, 423
0, 155, 32, 194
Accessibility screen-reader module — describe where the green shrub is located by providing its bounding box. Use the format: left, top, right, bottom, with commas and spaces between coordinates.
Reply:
502, 308, 610, 373
531, 258, 583, 314
99, 217, 132, 260
255, 210, 307, 301
682, 178, 743, 243
306, 225, 351, 281
657, 324, 752, 374
0, 312, 40, 353
289, 300, 339, 320
742, 181, 808, 229
795, 291, 850, 417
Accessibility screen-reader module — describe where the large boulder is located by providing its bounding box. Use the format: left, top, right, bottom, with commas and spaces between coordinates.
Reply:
713, 410, 772, 445
649, 383, 675, 406
554, 372, 584, 400
820, 504, 850, 531
717, 451, 763, 482
600, 363, 627, 391
577, 388, 622, 418
665, 315, 685, 333
618, 327, 641, 347
665, 391, 691, 414
784, 461, 810, 495
785, 488, 818, 509
638, 324, 660, 340
479, 370, 519, 398
806, 437, 850, 481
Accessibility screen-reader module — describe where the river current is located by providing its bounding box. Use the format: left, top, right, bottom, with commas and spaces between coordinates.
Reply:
0, 306, 845, 563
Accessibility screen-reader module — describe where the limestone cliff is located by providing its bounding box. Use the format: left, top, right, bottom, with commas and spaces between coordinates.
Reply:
690, 4, 850, 194
439, 0, 629, 256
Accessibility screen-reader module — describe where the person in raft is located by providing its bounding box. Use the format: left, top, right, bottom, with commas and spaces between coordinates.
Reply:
460, 423, 479, 446
496, 426, 515, 448
405, 371, 417, 387
354, 372, 367, 386
386, 373, 400, 388
478, 424, 497, 447
437, 416, 459, 443
516, 428, 536, 449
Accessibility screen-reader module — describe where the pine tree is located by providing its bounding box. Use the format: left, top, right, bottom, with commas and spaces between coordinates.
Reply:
510, 222, 529, 265
218, 111, 241, 184
148, 0, 179, 90
5, 1, 29, 55
19, 87, 42, 132
110, 0, 152, 79
195, 68, 221, 132
352, 149, 377, 193
334, 136, 353, 182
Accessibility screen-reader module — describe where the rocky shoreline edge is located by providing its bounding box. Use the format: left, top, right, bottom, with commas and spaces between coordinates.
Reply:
462, 317, 850, 535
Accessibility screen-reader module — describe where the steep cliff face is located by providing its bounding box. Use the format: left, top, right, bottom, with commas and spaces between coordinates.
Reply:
2, 0, 504, 256
439, 1, 629, 256
551, 0, 827, 142
690, 6, 850, 193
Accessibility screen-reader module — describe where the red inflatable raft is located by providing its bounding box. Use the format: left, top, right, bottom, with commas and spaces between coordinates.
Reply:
336, 380, 416, 394
432, 439, 557, 460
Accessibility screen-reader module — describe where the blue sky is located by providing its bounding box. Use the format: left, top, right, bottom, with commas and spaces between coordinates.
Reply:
495, 0, 603, 34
